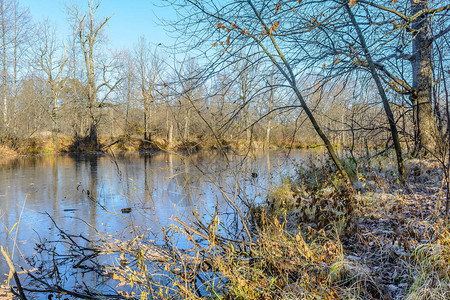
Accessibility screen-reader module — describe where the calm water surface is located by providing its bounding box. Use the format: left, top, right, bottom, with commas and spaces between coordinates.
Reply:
0, 150, 320, 288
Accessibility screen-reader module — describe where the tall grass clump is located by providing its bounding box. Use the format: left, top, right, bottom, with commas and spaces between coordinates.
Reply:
266, 160, 357, 235
215, 215, 343, 299
406, 227, 450, 300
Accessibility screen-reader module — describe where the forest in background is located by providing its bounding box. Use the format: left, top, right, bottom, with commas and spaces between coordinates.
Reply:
0, 0, 447, 160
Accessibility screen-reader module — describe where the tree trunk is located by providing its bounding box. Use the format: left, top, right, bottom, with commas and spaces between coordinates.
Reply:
168, 123, 173, 147
12, 3, 17, 136
125, 74, 131, 134
87, 78, 98, 146
244, 107, 251, 143
51, 104, 58, 146
265, 119, 271, 149
87, 103, 98, 146
143, 98, 152, 141
88, 121, 98, 144
87, 57, 98, 147
184, 108, 190, 140
110, 109, 114, 138
410, 0, 441, 156
2, 1, 7, 130
144, 104, 148, 141
265, 87, 274, 150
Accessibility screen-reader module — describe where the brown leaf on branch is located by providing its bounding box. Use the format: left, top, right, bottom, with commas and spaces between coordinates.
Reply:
275, 5, 281, 14
269, 21, 280, 35
349, 0, 357, 7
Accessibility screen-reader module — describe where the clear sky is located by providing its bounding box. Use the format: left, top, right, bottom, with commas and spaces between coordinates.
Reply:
21, 0, 176, 50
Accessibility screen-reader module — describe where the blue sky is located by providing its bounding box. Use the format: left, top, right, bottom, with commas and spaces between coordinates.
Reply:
21, 0, 176, 50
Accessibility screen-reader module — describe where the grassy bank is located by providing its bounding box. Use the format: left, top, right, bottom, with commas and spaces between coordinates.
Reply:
257, 157, 449, 299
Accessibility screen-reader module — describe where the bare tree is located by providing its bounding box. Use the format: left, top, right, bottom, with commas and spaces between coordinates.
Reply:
11, 0, 31, 134
117, 50, 137, 136
69, 0, 120, 148
36, 21, 71, 146
134, 37, 161, 142
330, 0, 450, 156
0, 0, 31, 135
165, 0, 352, 184
0, 0, 11, 130
345, 2, 406, 180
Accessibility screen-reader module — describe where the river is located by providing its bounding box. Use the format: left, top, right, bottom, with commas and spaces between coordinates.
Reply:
0, 149, 321, 294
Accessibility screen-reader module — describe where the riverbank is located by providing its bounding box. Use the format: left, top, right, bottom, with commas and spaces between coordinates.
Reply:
0, 135, 347, 158
259, 157, 448, 299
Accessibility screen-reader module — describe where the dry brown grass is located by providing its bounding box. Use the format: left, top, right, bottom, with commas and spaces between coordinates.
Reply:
0, 144, 17, 158
0, 286, 13, 300
405, 227, 450, 300
0, 135, 322, 157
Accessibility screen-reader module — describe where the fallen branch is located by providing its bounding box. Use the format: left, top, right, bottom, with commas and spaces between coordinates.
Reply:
22, 266, 130, 300
1, 245, 27, 300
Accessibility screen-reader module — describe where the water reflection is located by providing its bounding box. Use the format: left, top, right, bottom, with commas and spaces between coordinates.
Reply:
0, 150, 319, 281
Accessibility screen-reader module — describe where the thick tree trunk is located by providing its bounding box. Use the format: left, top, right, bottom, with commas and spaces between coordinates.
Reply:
143, 98, 152, 141
88, 120, 98, 144
410, 0, 441, 156
144, 110, 148, 141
